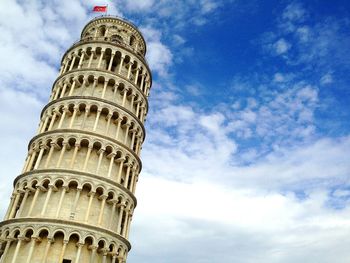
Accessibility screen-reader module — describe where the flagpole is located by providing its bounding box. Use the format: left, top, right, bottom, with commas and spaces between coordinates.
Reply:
106, 4, 109, 16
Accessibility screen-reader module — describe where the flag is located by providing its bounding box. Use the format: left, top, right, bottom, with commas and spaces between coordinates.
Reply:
93, 5, 107, 12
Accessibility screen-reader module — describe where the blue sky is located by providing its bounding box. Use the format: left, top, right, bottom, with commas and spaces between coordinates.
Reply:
0, 0, 350, 262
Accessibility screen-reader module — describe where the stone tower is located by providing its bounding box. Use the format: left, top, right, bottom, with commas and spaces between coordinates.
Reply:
0, 15, 151, 263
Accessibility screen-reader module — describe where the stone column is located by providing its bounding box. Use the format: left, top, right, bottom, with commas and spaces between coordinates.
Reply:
118, 56, 125, 74
69, 143, 80, 169
69, 55, 77, 71
58, 240, 69, 263
108, 52, 116, 71
11, 237, 24, 263
84, 191, 95, 222
41, 184, 54, 216
93, 109, 102, 131
70, 188, 82, 219
25, 237, 39, 263
68, 78, 77, 96
89, 245, 98, 263
78, 51, 86, 69
0, 239, 11, 263
95, 148, 105, 174
87, 50, 95, 68
101, 80, 109, 99
8, 191, 21, 219
69, 106, 79, 128
123, 123, 131, 144
44, 142, 57, 168
83, 145, 93, 171
97, 50, 105, 69
97, 194, 108, 225
105, 113, 113, 135
27, 186, 40, 216
56, 142, 68, 168
17, 189, 30, 217
74, 243, 84, 263
117, 205, 125, 235
134, 68, 140, 85
56, 186, 68, 218
41, 238, 53, 263
116, 158, 126, 183
127, 62, 133, 79
107, 153, 116, 178
114, 117, 122, 140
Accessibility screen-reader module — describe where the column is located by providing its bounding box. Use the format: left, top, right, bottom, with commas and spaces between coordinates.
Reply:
114, 118, 122, 140
0, 240, 11, 263
140, 74, 145, 91
59, 83, 68, 98
91, 77, 98, 96
121, 89, 128, 107
134, 135, 141, 153
55, 186, 68, 218
25, 237, 39, 263
33, 145, 46, 169
135, 101, 141, 118
125, 214, 133, 239
47, 111, 58, 131
69, 143, 80, 168
112, 84, 119, 101
102, 249, 108, 263
62, 59, 70, 73
28, 186, 43, 216
54, 85, 61, 100
95, 148, 105, 174
17, 189, 30, 217
44, 142, 57, 168
97, 195, 107, 225
130, 94, 136, 110
105, 113, 112, 135
70, 188, 82, 219
78, 51, 85, 69
118, 56, 125, 74
57, 107, 68, 128
131, 174, 138, 193
11, 237, 24, 263
108, 201, 117, 229
116, 158, 125, 183
68, 78, 77, 96
101, 80, 108, 99
134, 68, 140, 85
22, 151, 32, 173
84, 191, 95, 222
26, 148, 38, 172
69, 55, 77, 71
122, 212, 129, 236
127, 62, 133, 79
140, 106, 146, 123
39, 116, 49, 133
87, 50, 95, 68
8, 191, 21, 219
74, 243, 84, 263
41, 185, 54, 216
92, 109, 102, 131
130, 130, 137, 149
56, 142, 67, 168
81, 106, 90, 129
4, 192, 16, 220
123, 123, 131, 144
97, 50, 105, 69
106, 153, 116, 178
108, 52, 116, 71
116, 205, 125, 234
129, 169, 136, 192
89, 245, 98, 263
41, 238, 53, 263
69, 106, 79, 128
58, 240, 68, 263
123, 165, 131, 188
83, 145, 93, 171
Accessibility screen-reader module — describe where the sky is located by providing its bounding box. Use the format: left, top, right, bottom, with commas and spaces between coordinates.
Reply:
0, 0, 350, 262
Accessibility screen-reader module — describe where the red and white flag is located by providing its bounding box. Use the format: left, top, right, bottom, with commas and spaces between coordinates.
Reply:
93, 5, 107, 12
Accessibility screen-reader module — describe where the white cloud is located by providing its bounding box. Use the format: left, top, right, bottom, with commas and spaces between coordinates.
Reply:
320, 73, 333, 85
274, 38, 291, 55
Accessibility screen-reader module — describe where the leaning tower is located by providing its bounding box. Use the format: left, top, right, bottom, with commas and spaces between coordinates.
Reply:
0, 15, 151, 263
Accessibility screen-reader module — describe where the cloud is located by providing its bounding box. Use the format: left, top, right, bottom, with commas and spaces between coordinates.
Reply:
274, 38, 291, 55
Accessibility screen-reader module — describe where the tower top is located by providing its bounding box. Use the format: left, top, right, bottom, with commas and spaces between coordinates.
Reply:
81, 15, 147, 57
